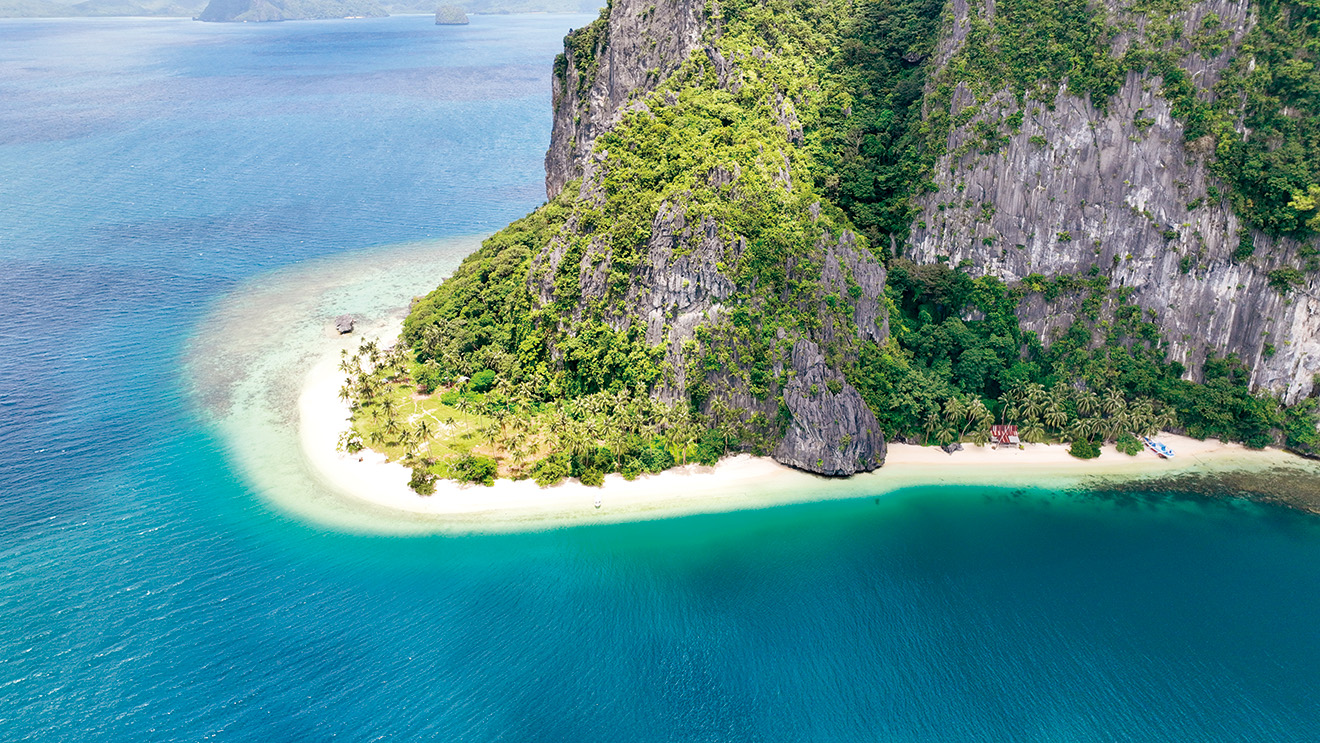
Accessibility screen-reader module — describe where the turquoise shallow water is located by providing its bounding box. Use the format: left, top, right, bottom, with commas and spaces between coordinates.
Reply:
3, 15, 1320, 741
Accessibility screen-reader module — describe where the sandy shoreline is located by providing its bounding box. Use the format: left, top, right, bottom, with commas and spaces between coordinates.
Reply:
298, 328, 1320, 533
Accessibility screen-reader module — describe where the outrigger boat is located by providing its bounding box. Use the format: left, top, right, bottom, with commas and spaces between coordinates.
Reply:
1141, 435, 1175, 459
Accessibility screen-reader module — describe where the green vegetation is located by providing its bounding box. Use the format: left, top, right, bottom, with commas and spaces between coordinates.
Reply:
810, 0, 945, 248
1198, 0, 1320, 238
849, 260, 1318, 454
1116, 431, 1144, 456
1068, 439, 1101, 459
372, 0, 1320, 491
339, 336, 746, 492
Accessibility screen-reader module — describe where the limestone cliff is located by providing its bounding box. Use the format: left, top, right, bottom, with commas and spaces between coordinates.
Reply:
531, 0, 888, 474
545, 0, 705, 198
406, 0, 1320, 478
906, 0, 1320, 403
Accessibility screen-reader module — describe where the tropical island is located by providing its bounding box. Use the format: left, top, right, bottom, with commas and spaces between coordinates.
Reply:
315, 0, 1320, 503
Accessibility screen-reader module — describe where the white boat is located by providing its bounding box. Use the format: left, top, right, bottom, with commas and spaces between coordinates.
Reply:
1141, 436, 1175, 459
594, 496, 602, 509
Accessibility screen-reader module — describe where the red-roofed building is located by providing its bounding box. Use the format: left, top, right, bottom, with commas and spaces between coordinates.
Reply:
991, 424, 1019, 445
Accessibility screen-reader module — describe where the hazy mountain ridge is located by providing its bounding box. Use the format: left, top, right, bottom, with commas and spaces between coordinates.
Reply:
0, 0, 598, 17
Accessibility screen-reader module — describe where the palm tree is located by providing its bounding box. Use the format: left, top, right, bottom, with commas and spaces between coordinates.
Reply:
605, 427, 629, 468
1021, 420, 1046, 444
1103, 388, 1126, 417
716, 415, 739, 455
923, 410, 941, 445
1066, 419, 1098, 440
934, 420, 957, 446
969, 423, 992, 446
1156, 404, 1178, 432
400, 429, 419, 460
943, 397, 967, 428
480, 420, 501, 451
1075, 389, 1100, 417
672, 413, 699, 465
1020, 389, 1044, 421
965, 398, 990, 436
1043, 401, 1069, 430
565, 420, 594, 466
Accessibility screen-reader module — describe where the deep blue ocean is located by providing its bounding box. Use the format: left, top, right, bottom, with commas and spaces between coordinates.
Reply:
3, 15, 1320, 742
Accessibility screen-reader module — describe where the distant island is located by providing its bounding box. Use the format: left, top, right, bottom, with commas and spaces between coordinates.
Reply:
0, 0, 598, 18
197, 0, 385, 21
434, 3, 465, 23
0, 0, 204, 17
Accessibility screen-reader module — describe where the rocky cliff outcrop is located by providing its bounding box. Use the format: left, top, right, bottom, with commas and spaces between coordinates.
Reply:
906, 0, 1320, 403
534, 0, 890, 474
775, 340, 885, 474
544, 0, 705, 198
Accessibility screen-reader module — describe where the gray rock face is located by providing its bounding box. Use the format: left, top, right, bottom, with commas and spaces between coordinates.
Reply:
534, 0, 891, 475
544, 0, 705, 198
907, 0, 1320, 403
774, 341, 885, 475
334, 315, 355, 334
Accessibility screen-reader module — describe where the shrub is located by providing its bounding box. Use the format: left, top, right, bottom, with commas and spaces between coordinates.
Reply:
579, 468, 605, 487
408, 465, 437, 495
533, 453, 571, 487
1244, 431, 1274, 450
1233, 231, 1255, 260
621, 458, 644, 480
638, 444, 675, 473
453, 453, 498, 486
1267, 267, 1304, 294
696, 442, 722, 466
1068, 439, 1101, 459
1115, 432, 1143, 456
337, 431, 363, 454
469, 369, 497, 393
414, 360, 448, 393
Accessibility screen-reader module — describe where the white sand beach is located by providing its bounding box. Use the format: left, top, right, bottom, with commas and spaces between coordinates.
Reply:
299, 338, 1314, 533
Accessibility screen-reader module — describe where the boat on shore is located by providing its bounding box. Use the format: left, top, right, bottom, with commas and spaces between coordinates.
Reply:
1142, 436, 1175, 459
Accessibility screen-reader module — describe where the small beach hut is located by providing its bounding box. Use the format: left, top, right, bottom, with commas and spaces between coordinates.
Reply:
991, 424, 1019, 446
